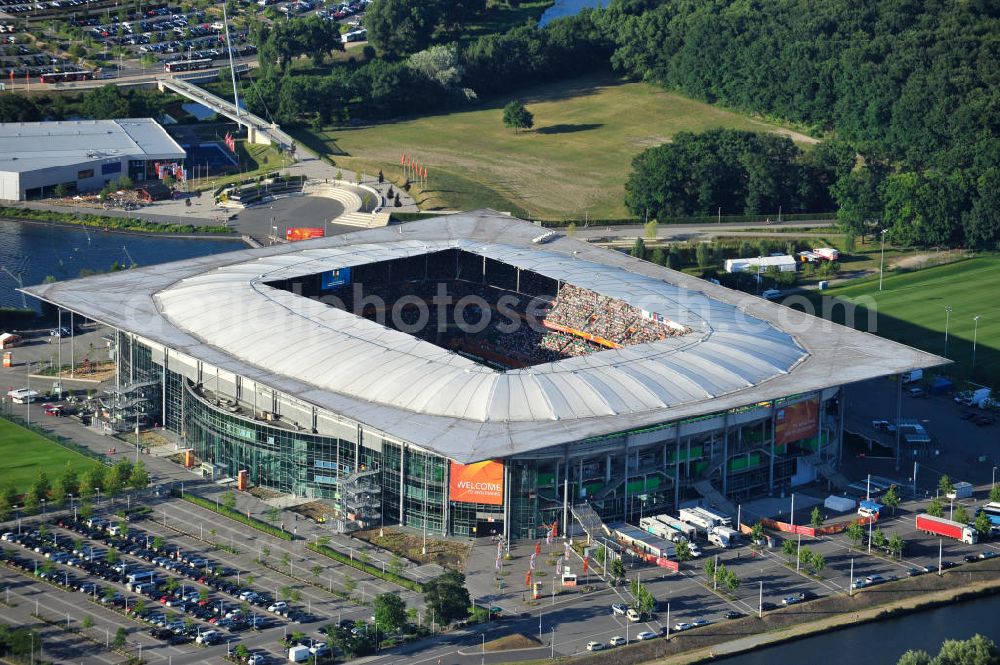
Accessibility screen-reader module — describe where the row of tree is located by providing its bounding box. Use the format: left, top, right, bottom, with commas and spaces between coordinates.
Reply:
0, 458, 149, 518
0, 84, 165, 123
601, 0, 999, 247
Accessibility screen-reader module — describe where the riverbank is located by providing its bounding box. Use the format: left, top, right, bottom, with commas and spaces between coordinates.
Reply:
0, 206, 233, 236
668, 577, 1000, 665
523, 560, 1000, 665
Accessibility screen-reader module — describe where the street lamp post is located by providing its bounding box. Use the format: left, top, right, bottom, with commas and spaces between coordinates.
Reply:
972, 315, 982, 370
878, 229, 888, 291
944, 306, 952, 358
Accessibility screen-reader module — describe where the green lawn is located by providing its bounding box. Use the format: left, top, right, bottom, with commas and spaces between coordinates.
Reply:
812, 257, 1000, 386
0, 418, 100, 493
301, 72, 816, 219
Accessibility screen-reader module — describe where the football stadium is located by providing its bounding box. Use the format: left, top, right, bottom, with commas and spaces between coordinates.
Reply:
24, 210, 943, 541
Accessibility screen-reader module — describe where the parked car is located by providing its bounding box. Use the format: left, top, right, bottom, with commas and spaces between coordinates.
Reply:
611, 603, 627, 616
636, 631, 657, 641
586, 641, 605, 651
609, 636, 626, 646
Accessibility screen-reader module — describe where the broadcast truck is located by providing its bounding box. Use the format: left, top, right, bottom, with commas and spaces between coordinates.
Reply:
915, 513, 978, 545
707, 525, 740, 549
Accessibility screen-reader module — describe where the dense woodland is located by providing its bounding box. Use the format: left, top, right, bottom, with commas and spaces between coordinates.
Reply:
603, 0, 999, 246
1, 0, 995, 247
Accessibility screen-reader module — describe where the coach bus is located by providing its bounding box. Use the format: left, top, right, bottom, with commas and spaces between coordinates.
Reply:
978, 502, 1000, 529
163, 58, 214, 73
39, 70, 94, 84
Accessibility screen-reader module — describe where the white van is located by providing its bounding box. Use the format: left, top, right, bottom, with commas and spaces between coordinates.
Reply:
7, 388, 39, 403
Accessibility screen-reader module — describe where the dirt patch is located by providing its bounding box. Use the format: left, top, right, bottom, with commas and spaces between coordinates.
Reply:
288, 500, 337, 523
355, 527, 469, 571
890, 250, 965, 271
248, 486, 281, 501
485, 633, 542, 652
166, 452, 186, 465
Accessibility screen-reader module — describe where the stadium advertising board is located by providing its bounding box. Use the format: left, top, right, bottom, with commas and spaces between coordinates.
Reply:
449, 460, 504, 505
774, 398, 818, 446
320, 268, 352, 290
542, 320, 621, 349
285, 227, 325, 242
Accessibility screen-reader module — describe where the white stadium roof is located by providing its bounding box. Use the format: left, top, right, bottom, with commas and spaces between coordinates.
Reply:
24, 210, 946, 462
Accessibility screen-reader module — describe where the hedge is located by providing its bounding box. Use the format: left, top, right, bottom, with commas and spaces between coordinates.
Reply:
389, 211, 835, 227
306, 542, 425, 593
172, 490, 295, 541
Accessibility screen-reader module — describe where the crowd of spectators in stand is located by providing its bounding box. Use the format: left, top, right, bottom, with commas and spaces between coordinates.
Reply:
319, 274, 689, 368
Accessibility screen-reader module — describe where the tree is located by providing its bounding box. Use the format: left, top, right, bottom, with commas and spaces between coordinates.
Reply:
975, 512, 992, 539
128, 461, 149, 490
631, 236, 646, 259
871, 528, 887, 551
110, 459, 133, 494
423, 570, 470, 624
364, 0, 441, 59
675, 540, 692, 563
234, 644, 250, 661
373, 592, 407, 633
79, 501, 92, 520
991, 485, 1000, 503
888, 534, 905, 559
59, 463, 80, 502
83, 465, 105, 497
388, 555, 405, 576
152, 536, 164, 551
502, 100, 533, 134
782, 538, 797, 562
311, 564, 323, 578
938, 475, 954, 497
695, 242, 712, 267
954, 505, 970, 525
931, 635, 998, 665
846, 522, 864, 549
82, 614, 93, 629
750, 522, 765, 546
883, 486, 901, 515
703, 558, 716, 581
112, 627, 127, 649
896, 651, 932, 665
609, 557, 626, 583
408, 44, 463, 89
629, 579, 656, 616
105, 548, 119, 564
81, 85, 130, 119
928, 499, 944, 518
810, 506, 823, 529
644, 220, 658, 241
0, 484, 18, 519
810, 553, 826, 575
26, 472, 51, 511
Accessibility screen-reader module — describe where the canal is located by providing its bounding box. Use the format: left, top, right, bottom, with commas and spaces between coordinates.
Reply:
717, 592, 1000, 664
0, 219, 243, 310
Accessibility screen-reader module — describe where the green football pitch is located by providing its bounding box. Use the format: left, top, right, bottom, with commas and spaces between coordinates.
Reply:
819, 257, 999, 384
0, 418, 100, 493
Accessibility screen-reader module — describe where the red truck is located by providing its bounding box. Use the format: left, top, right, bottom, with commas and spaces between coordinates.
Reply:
915, 513, 978, 544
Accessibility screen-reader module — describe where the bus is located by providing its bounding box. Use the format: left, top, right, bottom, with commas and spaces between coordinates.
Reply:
126, 570, 158, 586
163, 58, 214, 73
39, 71, 94, 84
978, 502, 1000, 529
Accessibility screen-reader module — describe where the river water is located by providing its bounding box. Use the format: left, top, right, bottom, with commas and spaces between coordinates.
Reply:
538, 0, 604, 26
717, 592, 1000, 664
0, 219, 243, 310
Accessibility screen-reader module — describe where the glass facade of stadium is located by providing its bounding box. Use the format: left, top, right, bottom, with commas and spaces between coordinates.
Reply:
118, 331, 844, 540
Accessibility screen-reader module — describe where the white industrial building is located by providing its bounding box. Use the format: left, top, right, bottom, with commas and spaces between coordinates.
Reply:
724, 255, 798, 274
0, 118, 185, 201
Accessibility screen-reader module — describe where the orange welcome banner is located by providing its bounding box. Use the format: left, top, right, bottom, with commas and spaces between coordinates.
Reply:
541, 321, 621, 349
285, 227, 325, 242
450, 460, 504, 505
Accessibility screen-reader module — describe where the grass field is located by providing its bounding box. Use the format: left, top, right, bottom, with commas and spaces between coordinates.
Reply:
0, 418, 100, 493
810, 257, 1000, 386
300, 72, 815, 219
